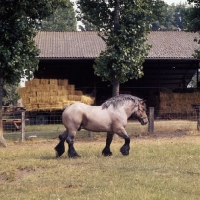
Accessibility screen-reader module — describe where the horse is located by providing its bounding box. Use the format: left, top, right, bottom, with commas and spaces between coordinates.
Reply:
54, 94, 148, 158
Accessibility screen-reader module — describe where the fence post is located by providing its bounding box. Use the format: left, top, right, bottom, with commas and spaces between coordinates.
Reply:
148, 107, 154, 134
21, 111, 25, 141
191, 104, 200, 131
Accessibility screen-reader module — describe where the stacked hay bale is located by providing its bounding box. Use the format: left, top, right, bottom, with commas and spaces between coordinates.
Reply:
18, 79, 94, 111
159, 90, 200, 114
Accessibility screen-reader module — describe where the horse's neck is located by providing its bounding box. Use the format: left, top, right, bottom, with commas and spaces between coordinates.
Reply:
122, 102, 137, 118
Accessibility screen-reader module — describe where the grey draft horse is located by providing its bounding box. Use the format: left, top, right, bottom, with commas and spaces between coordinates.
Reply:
55, 94, 148, 158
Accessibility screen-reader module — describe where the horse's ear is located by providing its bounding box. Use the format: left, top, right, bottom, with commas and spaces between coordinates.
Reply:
140, 100, 146, 105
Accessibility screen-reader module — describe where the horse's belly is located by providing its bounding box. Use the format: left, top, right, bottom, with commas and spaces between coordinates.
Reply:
84, 118, 112, 132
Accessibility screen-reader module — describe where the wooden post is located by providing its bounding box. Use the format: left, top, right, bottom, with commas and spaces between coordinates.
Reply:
191, 104, 200, 131
148, 107, 154, 134
196, 106, 200, 130
21, 111, 25, 141
88, 131, 93, 138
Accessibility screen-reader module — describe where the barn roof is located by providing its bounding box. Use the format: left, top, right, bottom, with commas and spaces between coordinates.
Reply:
35, 31, 200, 59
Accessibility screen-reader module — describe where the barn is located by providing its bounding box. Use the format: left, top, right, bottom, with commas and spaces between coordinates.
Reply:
34, 31, 200, 112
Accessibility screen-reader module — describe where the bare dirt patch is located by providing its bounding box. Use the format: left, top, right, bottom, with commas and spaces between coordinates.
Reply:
134, 129, 189, 139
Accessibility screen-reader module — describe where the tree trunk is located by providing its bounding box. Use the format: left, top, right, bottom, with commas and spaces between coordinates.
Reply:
0, 76, 7, 147
112, 0, 120, 97
112, 78, 120, 97
114, 0, 120, 33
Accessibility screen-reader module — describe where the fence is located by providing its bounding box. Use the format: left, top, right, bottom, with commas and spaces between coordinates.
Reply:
2, 108, 200, 141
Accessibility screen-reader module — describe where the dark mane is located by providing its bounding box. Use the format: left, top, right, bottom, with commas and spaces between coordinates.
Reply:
101, 94, 142, 109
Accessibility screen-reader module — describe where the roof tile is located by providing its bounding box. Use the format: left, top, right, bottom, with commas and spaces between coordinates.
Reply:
35, 31, 200, 59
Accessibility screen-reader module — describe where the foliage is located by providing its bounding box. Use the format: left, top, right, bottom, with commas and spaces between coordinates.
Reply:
78, 19, 97, 31
0, 0, 68, 146
2, 83, 20, 106
0, 0, 68, 85
40, 1, 77, 31
185, 0, 200, 58
77, 0, 166, 95
151, 3, 188, 31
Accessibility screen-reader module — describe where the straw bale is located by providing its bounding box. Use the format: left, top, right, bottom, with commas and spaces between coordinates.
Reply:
19, 78, 94, 111
22, 98, 30, 104
159, 91, 200, 114
50, 85, 58, 90
58, 79, 68, 87
41, 79, 49, 85
30, 88, 38, 93
57, 90, 64, 96
68, 89, 75, 95
29, 97, 37, 104
31, 104, 39, 110
81, 96, 94, 105
58, 86, 65, 90
68, 84, 75, 90
61, 90, 68, 96
68, 95, 79, 101
63, 101, 77, 106
31, 79, 40, 86
18, 87, 26, 96
75, 90, 83, 95
36, 91, 43, 97
49, 79, 58, 85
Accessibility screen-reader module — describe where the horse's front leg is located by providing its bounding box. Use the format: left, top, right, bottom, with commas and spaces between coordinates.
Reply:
54, 130, 68, 157
120, 135, 130, 156
66, 131, 80, 158
102, 132, 114, 156
114, 127, 130, 156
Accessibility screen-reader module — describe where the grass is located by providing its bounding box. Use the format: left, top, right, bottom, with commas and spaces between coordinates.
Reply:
1, 134, 200, 200
3, 119, 198, 141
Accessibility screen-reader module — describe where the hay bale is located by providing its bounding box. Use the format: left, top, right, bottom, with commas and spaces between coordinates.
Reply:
75, 90, 83, 95
19, 78, 93, 111
41, 79, 49, 85
58, 79, 68, 87
159, 91, 200, 114
49, 79, 58, 85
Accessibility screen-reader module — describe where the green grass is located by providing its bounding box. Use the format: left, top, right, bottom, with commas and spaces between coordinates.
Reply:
3, 119, 198, 141
0, 135, 200, 200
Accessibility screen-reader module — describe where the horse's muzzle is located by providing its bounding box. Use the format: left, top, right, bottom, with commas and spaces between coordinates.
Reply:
140, 117, 148, 125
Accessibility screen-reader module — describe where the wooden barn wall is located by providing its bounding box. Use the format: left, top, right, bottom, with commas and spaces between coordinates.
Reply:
34, 59, 112, 105
34, 59, 198, 108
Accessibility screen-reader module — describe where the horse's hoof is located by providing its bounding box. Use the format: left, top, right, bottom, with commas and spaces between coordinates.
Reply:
55, 150, 59, 158
68, 154, 81, 159
55, 149, 64, 157
103, 152, 112, 156
68, 151, 81, 158
102, 150, 112, 156
120, 146, 130, 156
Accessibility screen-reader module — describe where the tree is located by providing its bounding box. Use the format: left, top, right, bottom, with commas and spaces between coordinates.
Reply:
0, 0, 67, 147
2, 84, 20, 106
151, 3, 187, 31
40, 1, 77, 31
77, 0, 166, 96
185, 0, 200, 58
78, 19, 97, 31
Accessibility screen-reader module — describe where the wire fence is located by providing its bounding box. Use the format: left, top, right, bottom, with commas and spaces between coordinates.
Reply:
2, 109, 200, 141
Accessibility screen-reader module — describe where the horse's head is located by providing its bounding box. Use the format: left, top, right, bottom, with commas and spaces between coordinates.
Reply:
134, 100, 148, 125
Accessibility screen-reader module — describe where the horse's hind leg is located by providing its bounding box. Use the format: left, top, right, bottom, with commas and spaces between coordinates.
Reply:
66, 131, 80, 158
54, 130, 68, 157
102, 132, 114, 156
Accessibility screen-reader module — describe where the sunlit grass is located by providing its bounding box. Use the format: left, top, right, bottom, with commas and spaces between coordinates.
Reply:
4, 119, 199, 141
1, 136, 200, 200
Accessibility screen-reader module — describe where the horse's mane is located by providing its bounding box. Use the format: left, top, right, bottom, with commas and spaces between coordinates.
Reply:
101, 94, 141, 109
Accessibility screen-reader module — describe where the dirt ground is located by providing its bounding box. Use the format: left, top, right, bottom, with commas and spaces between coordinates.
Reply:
134, 129, 189, 139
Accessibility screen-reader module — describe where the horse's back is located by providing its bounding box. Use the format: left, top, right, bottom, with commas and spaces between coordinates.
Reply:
62, 102, 113, 131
